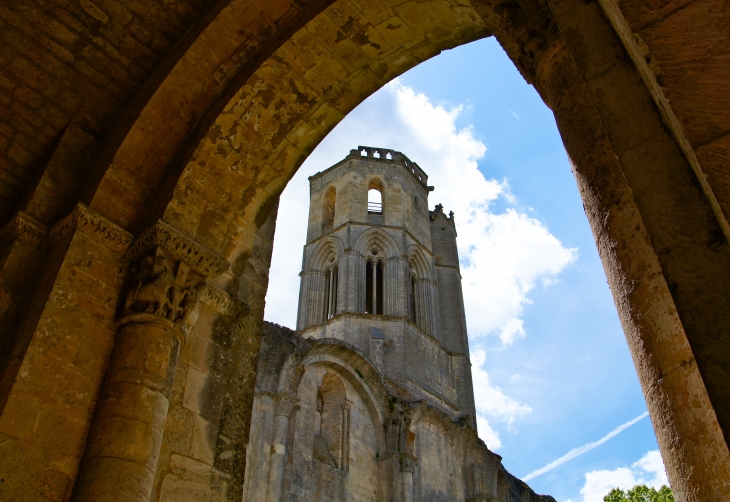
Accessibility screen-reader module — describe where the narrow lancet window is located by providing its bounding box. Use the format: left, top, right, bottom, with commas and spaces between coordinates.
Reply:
323, 265, 338, 320
365, 260, 384, 315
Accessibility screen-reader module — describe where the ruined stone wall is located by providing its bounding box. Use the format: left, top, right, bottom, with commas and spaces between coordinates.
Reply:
244, 322, 554, 502
412, 418, 466, 501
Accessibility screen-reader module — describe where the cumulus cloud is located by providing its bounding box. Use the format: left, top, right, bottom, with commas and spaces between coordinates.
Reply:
471, 348, 532, 449
579, 450, 669, 502
264, 78, 574, 449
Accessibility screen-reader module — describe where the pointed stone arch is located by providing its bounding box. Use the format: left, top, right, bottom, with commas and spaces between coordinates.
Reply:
407, 245, 433, 280
352, 227, 400, 261
306, 236, 345, 272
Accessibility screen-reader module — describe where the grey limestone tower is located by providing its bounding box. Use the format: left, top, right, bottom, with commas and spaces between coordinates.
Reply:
296, 145, 476, 424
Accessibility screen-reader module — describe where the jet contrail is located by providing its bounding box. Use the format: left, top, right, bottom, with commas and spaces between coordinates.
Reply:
522, 411, 650, 481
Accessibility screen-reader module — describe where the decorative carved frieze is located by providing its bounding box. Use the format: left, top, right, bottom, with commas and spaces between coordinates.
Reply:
48, 203, 134, 253
128, 220, 229, 278
201, 283, 249, 316
0, 212, 48, 249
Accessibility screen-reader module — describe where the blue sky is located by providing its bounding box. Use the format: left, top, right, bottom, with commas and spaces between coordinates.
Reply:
264, 37, 668, 501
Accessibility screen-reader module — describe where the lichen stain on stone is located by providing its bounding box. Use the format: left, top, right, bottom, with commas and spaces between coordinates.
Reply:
352, 30, 381, 50
258, 89, 277, 109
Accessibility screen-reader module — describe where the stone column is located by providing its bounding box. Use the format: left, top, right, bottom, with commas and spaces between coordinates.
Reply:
72, 221, 229, 502
400, 455, 417, 502
328, 266, 335, 318
527, 2, 730, 496
340, 399, 352, 471
265, 394, 299, 502
372, 260, 377, 315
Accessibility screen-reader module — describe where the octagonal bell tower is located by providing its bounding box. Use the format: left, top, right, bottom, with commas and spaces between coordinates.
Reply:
296, 146, 476, 424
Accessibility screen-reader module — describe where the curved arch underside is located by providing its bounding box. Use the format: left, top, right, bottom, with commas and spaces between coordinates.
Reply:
1, 0, 730, 500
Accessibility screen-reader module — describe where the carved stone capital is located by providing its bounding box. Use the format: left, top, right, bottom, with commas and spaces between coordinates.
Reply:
341, 399, 353, 411
128, 220, 229, 278
274, 394, 300, 418
400, 454, 417, 473
0, 212, 48, 250
120, 249, 210, 338
48, 204, 134, 253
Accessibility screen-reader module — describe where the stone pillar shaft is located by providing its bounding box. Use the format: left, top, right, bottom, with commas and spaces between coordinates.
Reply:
400, 455, 416, 502
70, 220, 227, 502
71, 314, 184, 502
533, 10, 730, 497
265, 396, 298, 502
265, 414, 290, 502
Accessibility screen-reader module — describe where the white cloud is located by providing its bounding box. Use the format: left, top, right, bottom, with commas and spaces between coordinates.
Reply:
471, 348, 532, 450
459, 208, 577, 342
579, 450, 669, 502
477, 415, 503, 450
264, 78, 575, 449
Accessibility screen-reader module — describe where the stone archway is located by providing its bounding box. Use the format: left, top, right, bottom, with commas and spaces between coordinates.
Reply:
0, 0, 729, 501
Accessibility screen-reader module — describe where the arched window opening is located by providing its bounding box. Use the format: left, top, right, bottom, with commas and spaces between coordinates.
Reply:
322, 264, 338, 320
366, 258, 384, 315
322, 186, 336, 232
313, 373, 350, 471
368, 188, 382, 214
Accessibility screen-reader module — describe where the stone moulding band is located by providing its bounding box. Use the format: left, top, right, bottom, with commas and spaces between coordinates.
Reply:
47, 203, 134, 253
128, 219, 230, 278
201, 283, 249, 316
0, 211, 48, 249
116, 311, 187, 347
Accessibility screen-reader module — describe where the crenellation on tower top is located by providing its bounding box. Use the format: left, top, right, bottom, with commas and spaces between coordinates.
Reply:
309, 146, 429, 189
